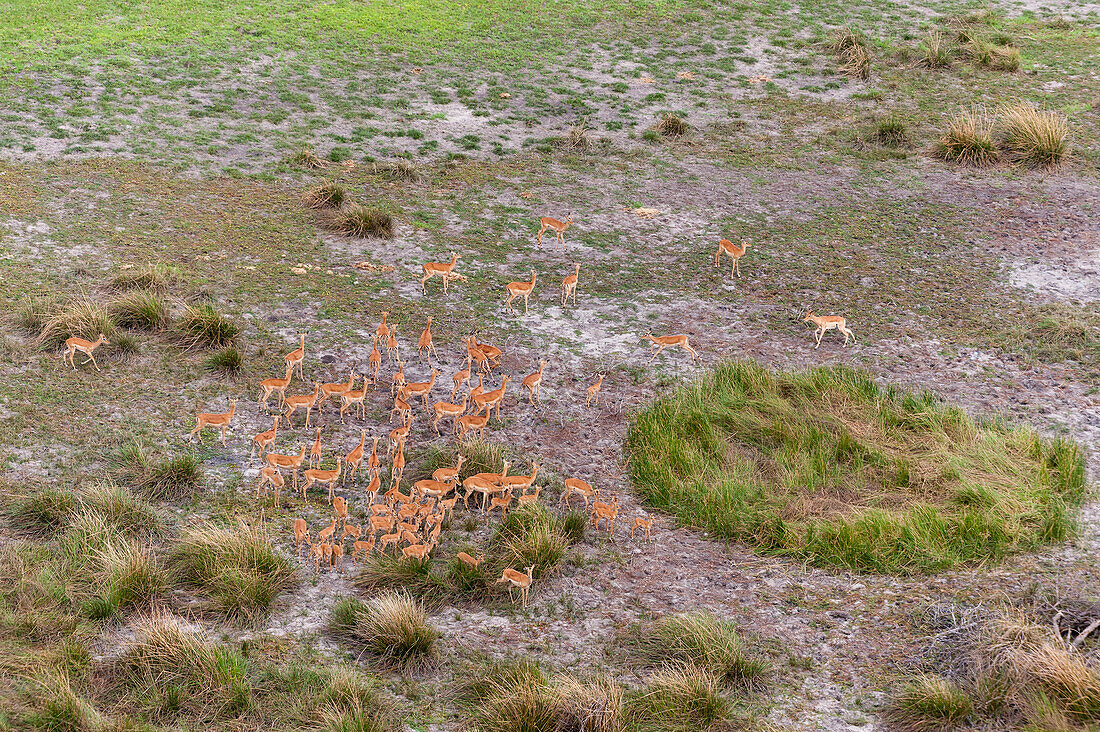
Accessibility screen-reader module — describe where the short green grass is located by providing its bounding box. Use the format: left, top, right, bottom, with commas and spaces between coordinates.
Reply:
628, 361, 1086, 573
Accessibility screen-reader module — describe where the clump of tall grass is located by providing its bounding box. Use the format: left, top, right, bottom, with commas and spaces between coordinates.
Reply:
172, 304, 239, 350
79, 483, 161, 536
14, 293, 60, 335
302, 180, 346, 209
91, 540, 167, 614
330, 593, 437, 670
828, 26, 872, 79
561, 121, 593, 149
170, 523, 294, 619
371, 160, 420, 182
969, 41, 1020, 71
30, 296, 116, 350
491, 505, 571, 580
113, 444, 202, 501
1000, 103, 1069, 167
330, 205, 395, 240
5, 487, 75, 534
627, 611, 766, 687
354, 554, 447, 599
24, 670, 102, 732
934, 108, 998, 166
291, 147, 326, 169
887, 673, 973, 731
109, 264, 175, 292
204, 346, 244, 375
109, 289, 169, 330
655, 114, 689, 137
917, 31, 953, 69
630, 665, 731, 732
872, 115, 910, 148
627, 361, 1086, 573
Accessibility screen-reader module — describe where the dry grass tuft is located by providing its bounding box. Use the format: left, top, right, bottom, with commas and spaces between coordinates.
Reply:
655, 114, 689, 137
30, 296, 116, 350
935, 108, 998, 166
917, 31, 953, 69
302, 180, 346, 209
330, 205, 395, 239
292, 147, 327, 169
1000, 103, 1070, 167
828, 26, 872, 78
628, 611, 766, 687
331, 592, 438, 670
109, 264, 175, 293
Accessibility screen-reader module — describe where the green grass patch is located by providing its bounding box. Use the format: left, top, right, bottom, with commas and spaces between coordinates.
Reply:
330, 592, 437, 671
204, 346, 244, 375
627, 361, 1086, 574
113, 444, 202, 501
108, 289, 169, 330
626, 611, 766, 688
173, 304, 239, 350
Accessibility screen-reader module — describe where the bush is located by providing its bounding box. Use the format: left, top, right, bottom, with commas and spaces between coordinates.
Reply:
887, 674, 973, 731
303, 180, 346, 209
204, 347, 244, 375
173, 304, 239, 350
627, 361, 1086, 573
113, 444, 202, 501
109, 264, 175, 292
934, 108, 998, 166
655, 114, 688, 138
5, 487, 75, 534
627, 611, 766, 687
331, 205, 395, 240
330, 593, 437, 670
1000, 103, 1069, 167
31, 296, 116, 350
108, 289, 169, 330
170, 523, 295, 619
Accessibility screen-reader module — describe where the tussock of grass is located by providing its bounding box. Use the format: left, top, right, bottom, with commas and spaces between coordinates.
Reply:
31, 296, 116, 350
655, 114, 688, 137
79, 484, 161, 536
113, 444, 202, 501
630, 665, 730, 732
355, 554, 447, 598
172, 304, 239, 350
828, 26, 872, 79
1000, 103, 1069, 167
627, 361, 1086, 573
91, 540, 166, 615
917, 31, 953, 69
894, 611, 1100, 730
372, 160, 419, 182
887, 673, 972, 731
935, 107, 998, 166
330, 593, 437, 670
292, 147, 326, 169
14, 294, 60, 335
561, 121, 592, 150
109, 264, 175, 292
873, 115, 910, 148
303, 180, 346, 209
330, 205, 395, 239
627, 611, 766, 687
108, 289, 169, 330
5, 487, 75, 534
170, 523, 295, 619
204, 346, 243, 375
969, 41, 1020, 71
491, 505, 571, 580
25, 670, 101, 732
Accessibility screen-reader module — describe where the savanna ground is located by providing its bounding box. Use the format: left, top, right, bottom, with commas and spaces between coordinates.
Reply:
1, 0, 1099, 729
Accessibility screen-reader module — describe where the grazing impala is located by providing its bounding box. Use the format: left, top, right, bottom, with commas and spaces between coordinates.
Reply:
421, 252, 462, 293
802, 311, 855, 349
538, 214, 573, 249
504, 270, 537, 315
714, 238, 750, 279
188, 399, 236, 445
63, 333, 110, 371
643, 332, 699, 365
561, 262, 581, 306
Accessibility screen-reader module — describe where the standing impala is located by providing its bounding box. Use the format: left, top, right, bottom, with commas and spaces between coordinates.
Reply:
285, 333, 306, 379
420, 252, 462, 293
258, 363, 294, 410
188, 399, 236, 445
504, 271, 537, 315
284, 382, 321, 427
714, 238, 750, 279
521, 360, 547, 405
417, 316, 439, 361
560, 262, 581, 306
496, 565, 535, 608
537, 214, 573, 249
63, 333, 110, 372
803, 311, 855, 349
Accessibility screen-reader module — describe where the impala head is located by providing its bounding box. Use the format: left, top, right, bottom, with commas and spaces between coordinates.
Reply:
741, 238, 751, 249
802, 311, 816, 322
565, 213, 573, 224
525, 565, 534, 577
98, 333, 110, 345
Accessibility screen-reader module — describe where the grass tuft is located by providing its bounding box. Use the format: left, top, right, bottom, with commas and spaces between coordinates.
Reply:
887, 673, 973, 731
204, 347, 244, 375
292, 147, 326, 169
109, 264, 175, 293
108, 289, 169, 330
562, 121, 592, 150
917, 31, 953, 69
173, 304, 239, 350
331, 205, 395, 239
627, 611, 766, 687
113, 444, 202, 501
31, 296, 116, 350
372, 160, 420, 181
828, 26, 872, 79
25, 669, 101, 732
79, 483, 161, 535
628, 361, 1086, 573
5, 487, 75, 534
630, 665, 731, 732
170, 522, 295, 619
873, 115, 910, 148
935, 108, 998, 166
331, 593, 437, 670
303, 180, 346, 209
92, 540, 167, 613
999, 103, 1069, 167
655, 114, 688, 137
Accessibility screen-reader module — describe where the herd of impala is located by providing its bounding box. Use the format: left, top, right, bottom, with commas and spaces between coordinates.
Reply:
82, 216, 853, 609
